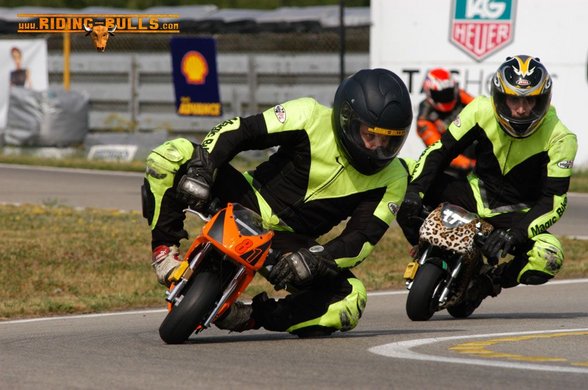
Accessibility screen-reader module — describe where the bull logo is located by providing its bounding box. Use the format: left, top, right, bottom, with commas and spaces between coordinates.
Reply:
84, 22, 117, 52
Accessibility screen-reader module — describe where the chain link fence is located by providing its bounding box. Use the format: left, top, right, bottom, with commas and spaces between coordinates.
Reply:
1, 18, 369, 158
3, 25, 369, 53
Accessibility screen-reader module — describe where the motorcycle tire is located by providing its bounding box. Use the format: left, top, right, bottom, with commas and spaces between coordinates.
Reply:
159, 271, 222, 344
406, 262, 445, 321
447, 300, 476, 319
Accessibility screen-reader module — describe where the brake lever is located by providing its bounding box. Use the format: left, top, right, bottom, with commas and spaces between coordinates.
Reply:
473, 231, 486, 247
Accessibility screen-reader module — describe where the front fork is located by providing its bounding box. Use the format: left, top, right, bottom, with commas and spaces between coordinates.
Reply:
437, 258, 463, 307
165, 242, 248, 330
202, 266, 246, 328
404, 246, 430, 290
166, 242, 213, 304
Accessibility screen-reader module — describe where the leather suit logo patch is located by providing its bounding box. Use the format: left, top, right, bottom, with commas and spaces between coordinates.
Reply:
274, 105, 287, 123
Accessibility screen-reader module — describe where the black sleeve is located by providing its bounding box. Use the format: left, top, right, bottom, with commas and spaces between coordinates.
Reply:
409, 128, 476, 194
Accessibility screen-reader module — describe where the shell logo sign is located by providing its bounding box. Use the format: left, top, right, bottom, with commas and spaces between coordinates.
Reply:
449, 0, 516, 62
170, 37, 222, 117
181, 51, 209, 84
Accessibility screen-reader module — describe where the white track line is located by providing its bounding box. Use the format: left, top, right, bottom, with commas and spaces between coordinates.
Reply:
369, 279, 588, 373
369, 328, 588, 374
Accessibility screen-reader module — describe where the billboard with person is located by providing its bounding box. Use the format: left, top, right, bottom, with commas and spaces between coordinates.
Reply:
0, 39, 48, 129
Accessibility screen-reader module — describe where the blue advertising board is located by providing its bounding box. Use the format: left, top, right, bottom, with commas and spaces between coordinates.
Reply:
170, 37, 222, 116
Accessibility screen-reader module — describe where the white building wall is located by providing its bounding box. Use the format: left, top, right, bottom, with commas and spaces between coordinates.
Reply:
371, 0, 587, 167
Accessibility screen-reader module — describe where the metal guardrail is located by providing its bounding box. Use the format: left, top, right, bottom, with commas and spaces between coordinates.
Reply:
47, 52, 369, 136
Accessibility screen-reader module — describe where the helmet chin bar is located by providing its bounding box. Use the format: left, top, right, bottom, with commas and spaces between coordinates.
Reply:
498, 114, 541, 138
509, 120, 532, 136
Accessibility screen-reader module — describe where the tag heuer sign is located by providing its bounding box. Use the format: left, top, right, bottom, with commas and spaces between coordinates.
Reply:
450, 0, 516, 62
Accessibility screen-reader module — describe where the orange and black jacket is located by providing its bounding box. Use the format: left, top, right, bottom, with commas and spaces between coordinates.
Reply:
416, 89, 475, 171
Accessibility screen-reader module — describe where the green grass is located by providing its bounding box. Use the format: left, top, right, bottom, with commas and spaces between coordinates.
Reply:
0, 153, 587, 319
0, 153, 146, 172
570, 169, 588, 192
1, 203, 587, 320
0, 152, 259, 173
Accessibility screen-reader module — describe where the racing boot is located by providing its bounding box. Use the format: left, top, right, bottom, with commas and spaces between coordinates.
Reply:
215, 301, 259, 332
464, 265, 502, 311
151, 245, 181, 286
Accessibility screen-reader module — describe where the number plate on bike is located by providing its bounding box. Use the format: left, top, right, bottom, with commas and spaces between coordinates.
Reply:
169, 261, 190, 283
403, 261, 419, 280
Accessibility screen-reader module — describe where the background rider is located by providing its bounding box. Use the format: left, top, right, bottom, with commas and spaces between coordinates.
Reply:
397, 55, 577, 310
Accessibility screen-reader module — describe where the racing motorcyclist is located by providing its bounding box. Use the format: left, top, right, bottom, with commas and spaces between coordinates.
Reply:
417, 67, 476, 178
396, 55, 577, 311
142, 68, 414, 337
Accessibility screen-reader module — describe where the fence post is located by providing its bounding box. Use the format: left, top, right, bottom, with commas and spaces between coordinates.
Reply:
339, 0, 346, 82
129, 55, 139, 132
247, 54, 258, 114
63, 32, 70, 91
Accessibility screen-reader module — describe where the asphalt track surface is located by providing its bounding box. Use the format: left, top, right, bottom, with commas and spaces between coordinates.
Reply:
2, 280, 588, 389
1, 164, 588, 389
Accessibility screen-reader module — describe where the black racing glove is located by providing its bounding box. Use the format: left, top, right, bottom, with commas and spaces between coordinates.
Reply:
396, 191, 424, 245
482, 228, 527, 260
177, 145, 215, 211
267, 247, 339, 290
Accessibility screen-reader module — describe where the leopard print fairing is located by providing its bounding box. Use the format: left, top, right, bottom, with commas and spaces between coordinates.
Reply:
419, 204, 493, 255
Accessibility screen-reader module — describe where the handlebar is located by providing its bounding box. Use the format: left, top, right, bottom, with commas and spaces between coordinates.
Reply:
405, 205, 432, 228
184, 198, 222, 221
473, 231, 487, 247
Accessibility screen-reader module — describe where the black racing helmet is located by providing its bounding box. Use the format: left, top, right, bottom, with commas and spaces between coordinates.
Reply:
491, 55, 552, 138
332, 68, 413, 175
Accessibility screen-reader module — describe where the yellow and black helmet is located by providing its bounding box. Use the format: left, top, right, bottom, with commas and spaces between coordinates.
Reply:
491, 55, 552, 138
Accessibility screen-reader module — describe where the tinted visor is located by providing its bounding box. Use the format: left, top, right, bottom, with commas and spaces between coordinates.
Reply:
494, 92, 550, 137
429, 87, 457, 103
348, 118, 407, 160
495, 94, 547, 122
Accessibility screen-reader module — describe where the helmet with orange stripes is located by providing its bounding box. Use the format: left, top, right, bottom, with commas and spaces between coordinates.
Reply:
423, 68, 459, 113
